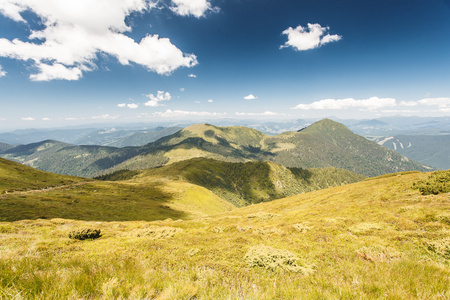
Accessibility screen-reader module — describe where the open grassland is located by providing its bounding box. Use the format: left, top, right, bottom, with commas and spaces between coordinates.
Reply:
1, 171, 449, 299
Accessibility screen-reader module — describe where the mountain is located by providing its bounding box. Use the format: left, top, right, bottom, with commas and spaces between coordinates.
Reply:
0, 126, 183, 147
0, 157, 233, 222
376, 135, 450, 170
1, 169, 449, 298
0, 119, 432, 177
0, 142, 13, 152
0, 157, 82, 193
98, 158, 366, 207
0, 140, 140, 177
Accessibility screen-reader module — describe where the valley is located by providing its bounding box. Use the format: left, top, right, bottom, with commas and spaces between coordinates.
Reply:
0, 119, 448, 299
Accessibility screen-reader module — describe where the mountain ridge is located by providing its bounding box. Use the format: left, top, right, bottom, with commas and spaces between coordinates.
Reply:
0, 119, 432, 177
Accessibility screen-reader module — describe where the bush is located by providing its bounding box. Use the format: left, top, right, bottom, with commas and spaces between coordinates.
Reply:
68, 228, 101, 240
244, 244, 313, 274
413, 170, 450, 195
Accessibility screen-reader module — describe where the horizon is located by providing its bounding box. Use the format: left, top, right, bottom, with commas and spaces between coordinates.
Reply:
1, 0, 449, 129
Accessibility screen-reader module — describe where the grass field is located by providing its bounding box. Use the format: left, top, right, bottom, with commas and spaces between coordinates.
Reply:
1, 171, 449, 299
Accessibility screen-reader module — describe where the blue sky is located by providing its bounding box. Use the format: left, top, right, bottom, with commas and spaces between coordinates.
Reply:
0, 0, 449, 129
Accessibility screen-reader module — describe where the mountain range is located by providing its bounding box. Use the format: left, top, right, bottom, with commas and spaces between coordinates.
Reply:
0, 119, 431, 178
376, 135, 450, 170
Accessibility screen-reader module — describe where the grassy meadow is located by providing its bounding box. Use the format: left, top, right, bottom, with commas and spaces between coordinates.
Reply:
1, 171, 449, 299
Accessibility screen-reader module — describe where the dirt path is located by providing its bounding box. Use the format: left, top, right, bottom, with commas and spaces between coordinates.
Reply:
0, 181, 93, 198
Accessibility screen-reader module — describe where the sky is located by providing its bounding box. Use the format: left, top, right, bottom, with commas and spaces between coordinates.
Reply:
0, 0, 449, 129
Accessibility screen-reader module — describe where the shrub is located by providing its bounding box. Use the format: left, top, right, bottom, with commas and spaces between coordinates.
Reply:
425, 238, 450, 259
413, 170, 450, 195
244, 244, 313, 274
68, 228, 101, 240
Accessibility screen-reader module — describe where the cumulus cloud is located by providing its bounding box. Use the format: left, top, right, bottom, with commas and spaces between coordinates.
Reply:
144, 90, 171, 107
293, 97, 396, 111
0, 0, 198, 81
180, 88, 185, 92
42, 117, 50, 121
21, 117, 34, 121
188, 73, 197, 78
118, 103, 139, 109
280, 23, 342, 51
208, 99, 213, 103
154, 109, 225, 117
170, 0, 217, 18
418, 97, 450, 108
244, 94, 257, 100
0, 65, 6, 77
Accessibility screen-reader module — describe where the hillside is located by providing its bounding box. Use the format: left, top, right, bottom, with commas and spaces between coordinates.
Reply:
0, 171, 448, 298
0, 157, 83, 193
0, 158, 233, 222
0, 119, 432, 177
99, 158, 366, 207
376, 135, 450, 170
0, 140, 141, 177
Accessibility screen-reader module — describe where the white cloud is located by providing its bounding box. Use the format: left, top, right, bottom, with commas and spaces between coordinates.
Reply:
0, 0, 198, 81
244, 94, 257, 100
280, 23, 342, 51
154, 109, 225, 117
42, 117, 50, 121
29, 63, 83, 81
194, 100, 200, 104
293, 97, 396, 111
144, 90, 171, 107
418, 97, 450, 108
170, 0, 217, 18
208, 99, 213, 103
127, 103, 139, 109
180, 88, 185, 92
235, 111, 279, 116
0, 65, 6, 77
188, 73, 197, 78
21, 117, 34, 121
118, 103, 139, 109
91, 114, 118, 119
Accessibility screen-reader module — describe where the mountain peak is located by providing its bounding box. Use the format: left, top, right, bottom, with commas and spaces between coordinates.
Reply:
300, 118, 350, 134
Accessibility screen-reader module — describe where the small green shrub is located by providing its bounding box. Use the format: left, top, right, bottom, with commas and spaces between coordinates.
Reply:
425, 238, 450, 259
413, 170, 450, 195
244, 244, 313, 274
68, 228, 101, 240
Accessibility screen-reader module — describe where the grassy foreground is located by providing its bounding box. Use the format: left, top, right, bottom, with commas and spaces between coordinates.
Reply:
0, 171, 449, 299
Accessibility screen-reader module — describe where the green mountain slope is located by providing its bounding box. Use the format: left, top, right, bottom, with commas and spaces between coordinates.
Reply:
0, 119, 432, 177
0, 158, 233, 221
266, 119, 431, 176
1, 140, 141, 177
0, 157, 83, 193
99, 158, 366, 207
1, 171, 449, 298
376, 135, 450, 170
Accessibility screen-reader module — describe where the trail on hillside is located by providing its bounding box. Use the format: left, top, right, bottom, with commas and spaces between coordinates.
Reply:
0, 181, 93, 198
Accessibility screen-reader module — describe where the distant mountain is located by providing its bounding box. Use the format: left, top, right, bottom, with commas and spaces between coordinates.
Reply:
0, 119, 432, 177
0, 126, 182, 147
376, 135, 450, 170
1, 140, 140, 177
98, 158, 366, 207
0, 142, 13, 152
